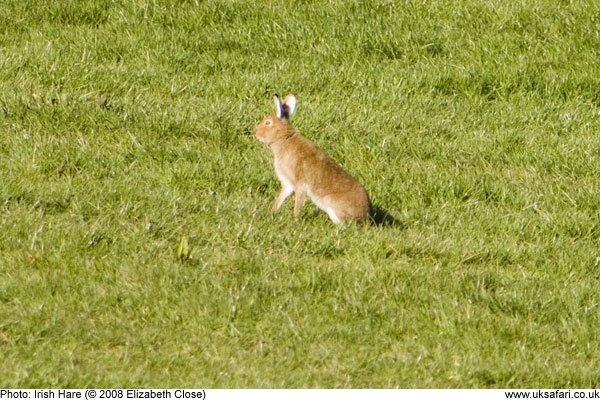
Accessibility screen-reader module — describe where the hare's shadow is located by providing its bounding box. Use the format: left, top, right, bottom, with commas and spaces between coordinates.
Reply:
369, 204, 404, 228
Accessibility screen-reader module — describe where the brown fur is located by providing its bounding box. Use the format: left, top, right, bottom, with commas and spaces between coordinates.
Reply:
255, 95, 371, 224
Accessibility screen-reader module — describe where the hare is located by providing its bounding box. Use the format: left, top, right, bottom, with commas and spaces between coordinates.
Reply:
255, 94, 371, 224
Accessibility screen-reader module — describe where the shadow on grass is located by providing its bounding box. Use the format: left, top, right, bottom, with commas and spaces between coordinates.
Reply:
369, 204, 404, 228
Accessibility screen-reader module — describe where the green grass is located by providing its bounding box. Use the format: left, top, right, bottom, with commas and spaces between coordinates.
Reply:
1, 0, 600, 388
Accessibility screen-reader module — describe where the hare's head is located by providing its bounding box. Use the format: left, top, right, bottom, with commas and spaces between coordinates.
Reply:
255, 94, 297, 145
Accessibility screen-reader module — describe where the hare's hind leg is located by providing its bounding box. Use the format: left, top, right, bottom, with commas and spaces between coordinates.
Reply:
325, 208, 342, 224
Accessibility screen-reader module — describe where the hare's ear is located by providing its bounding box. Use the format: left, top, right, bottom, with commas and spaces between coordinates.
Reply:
274, 94, 284, 119
282, 95, 297, 118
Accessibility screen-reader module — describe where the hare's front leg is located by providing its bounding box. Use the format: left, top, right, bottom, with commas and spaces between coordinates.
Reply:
293, 191, 306, 217
272, 181, 293, 212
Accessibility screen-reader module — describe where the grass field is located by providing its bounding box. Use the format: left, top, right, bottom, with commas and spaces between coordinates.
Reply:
1, 0, 600, 388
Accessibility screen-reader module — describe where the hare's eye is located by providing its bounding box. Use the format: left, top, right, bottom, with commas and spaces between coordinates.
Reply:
265, 119, 272, 126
